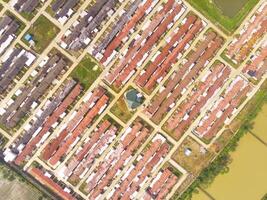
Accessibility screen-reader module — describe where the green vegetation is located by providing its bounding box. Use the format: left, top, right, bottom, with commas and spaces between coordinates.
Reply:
70, 54, 103, 90
186, 0, 259, 34
262, 194, 267, 200
45, 0, 58, 17
0, 164, 17, 182
22, 15, 59, 54
221, 51, 239, 68
111, 94, 134, 123
0, 134, 8, 148
102, 114, 122, 132
167, 163, 182, 178
0, 123, 12, 136
79, 181, 89, 195
20, 11, 36, 21
173, 80, 267, 200
110, 87, 136, 123
16, 1, 41, 21
0, 162, 50, 200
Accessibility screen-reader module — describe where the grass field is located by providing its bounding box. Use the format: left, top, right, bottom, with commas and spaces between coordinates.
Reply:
0, 163, 49, 200
20, 11, 37, 21
186, 0, 260, 34
110, 91, 135, 123
70, 54, 103, 90
22, 15, 59, 54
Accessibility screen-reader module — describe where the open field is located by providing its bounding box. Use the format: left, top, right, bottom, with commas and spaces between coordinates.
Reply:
186, 0, 259, 33
110, 96, 133, 123
0, 163, 49, 200
172, 136, 214, 175
70, 54, 103, 90
22, 15, 59, 54
110, 87, 135, 123
214, 0, 250, 17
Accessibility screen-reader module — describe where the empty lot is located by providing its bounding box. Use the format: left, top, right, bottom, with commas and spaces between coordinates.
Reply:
0, 163, 49, 200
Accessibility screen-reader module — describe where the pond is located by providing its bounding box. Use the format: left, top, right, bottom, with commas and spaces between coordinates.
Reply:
214, 0, 250, 17
192, 133, 267, 200
251, 104, 267, 143
192, 103, 267, 200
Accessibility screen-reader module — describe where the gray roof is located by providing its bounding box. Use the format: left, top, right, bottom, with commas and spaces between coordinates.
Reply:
14, 0, 39, 12
55, 0, 79, 19
1, 55, 67, 128
92, 0, 142, 55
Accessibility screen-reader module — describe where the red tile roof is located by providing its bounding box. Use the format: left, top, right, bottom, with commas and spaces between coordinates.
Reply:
147, 32, 223, 124
66, 120, 118, 182
149, 168, 172, 197
227, 3, 267, 62
112, 138, 164, 199
100, 0, 155, 64
41, 87, 106, 161
29, 167, 76, 200
86, 122, 151, 198
119, 142, 169, 200
136, 15, 203, 91
105, 0, 178, 85
146, 31, 217, 116
166, 64, 231, 139
243, 44, 267, 79
113, 2, 183, 88
14, 83, 82, 165
195, 77, 251, 139
49, 94, 109, 166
